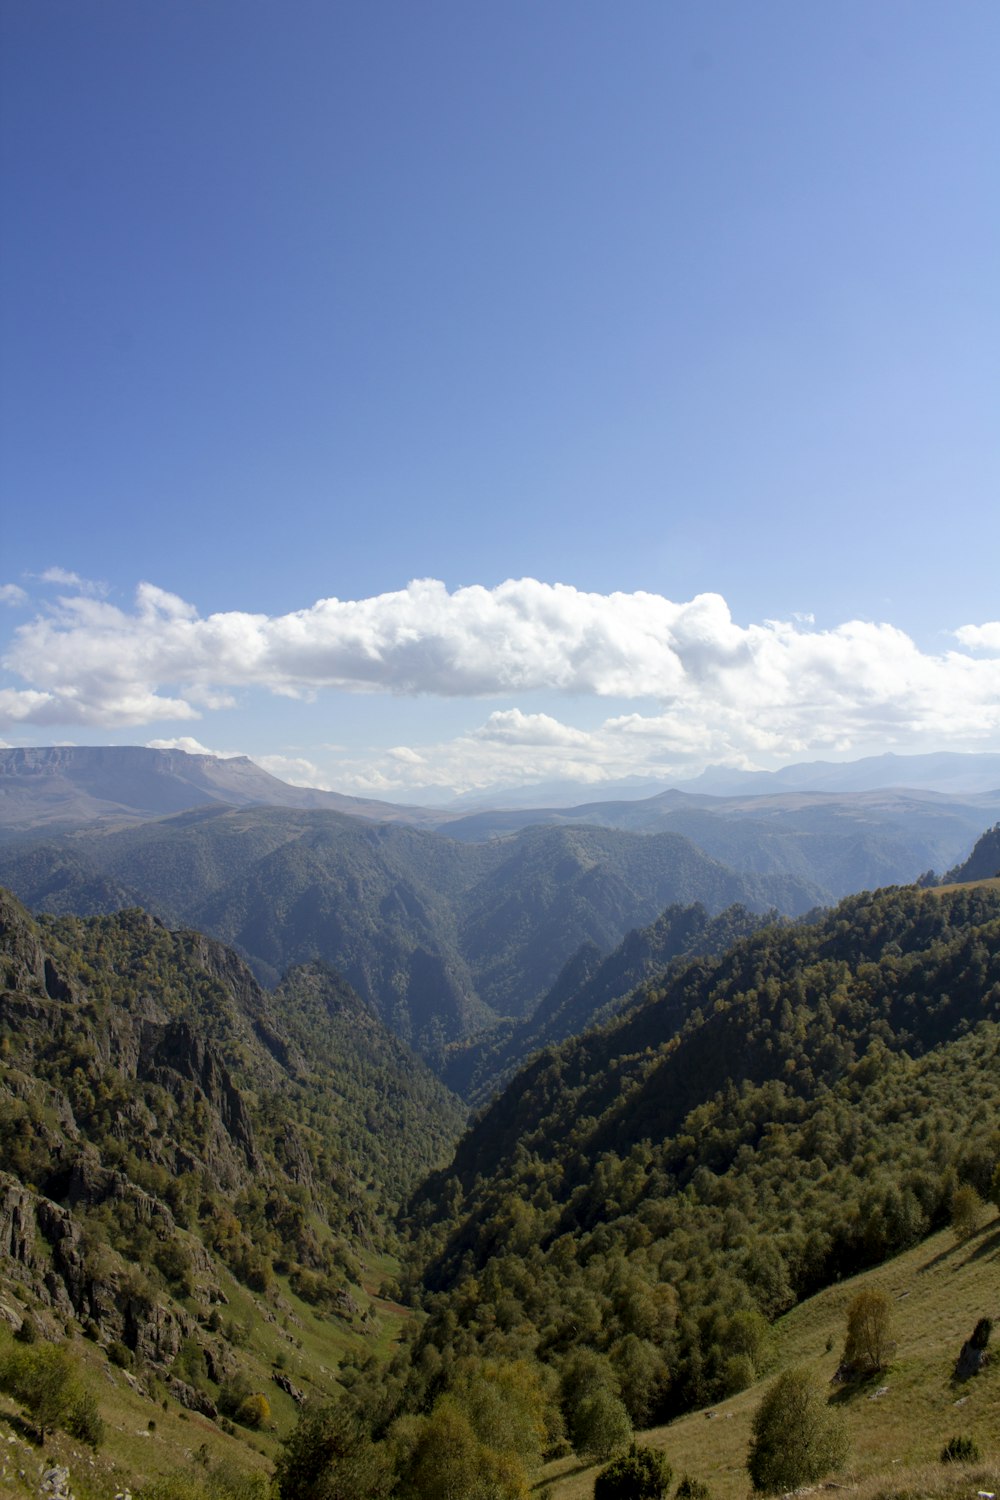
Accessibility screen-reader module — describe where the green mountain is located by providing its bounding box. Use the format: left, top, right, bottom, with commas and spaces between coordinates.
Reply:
395, 882, 1000, 1434
0, 887, 461, 1368
944, 821, 1000, 883
444, 785, 1000, 902
0, 808, 822, 1050
442, 901, 774, 1102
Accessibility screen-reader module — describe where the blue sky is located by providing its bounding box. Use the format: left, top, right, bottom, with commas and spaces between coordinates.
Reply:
2, 1, 998, 799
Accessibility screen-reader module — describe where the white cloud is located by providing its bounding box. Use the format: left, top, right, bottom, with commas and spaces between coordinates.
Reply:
36, 567, 108, 597
387, 745, 427, 764
146, 736, 232, 757
474, 709, 591, 746
3, 579, 1000, 792
0, 584, 27, 607
955, 622, 1000, 653
250, 754, 330, 788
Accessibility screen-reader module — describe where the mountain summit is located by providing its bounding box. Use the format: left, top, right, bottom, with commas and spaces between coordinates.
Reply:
0, 744, 439, 835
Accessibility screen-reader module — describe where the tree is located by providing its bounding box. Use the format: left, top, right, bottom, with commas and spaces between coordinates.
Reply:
594, 1443, 672, 1500
842, 1288, 895, 1375
951, 1184, 984, 1240
274, 1400, 393, 1500
747, 1369, 847, 1494
571, 1387, 633, 1462
396, 1397, 528, 1500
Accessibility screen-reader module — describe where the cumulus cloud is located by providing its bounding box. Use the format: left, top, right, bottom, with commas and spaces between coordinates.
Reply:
474, 709, 592, 746
3, 579, 1000, 789
955, 622, 1000, 653
251, 753, 330, 788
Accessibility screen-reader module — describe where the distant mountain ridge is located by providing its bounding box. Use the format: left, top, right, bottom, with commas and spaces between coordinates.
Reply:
0, 806, 820, 1051
0, 744, 444, 834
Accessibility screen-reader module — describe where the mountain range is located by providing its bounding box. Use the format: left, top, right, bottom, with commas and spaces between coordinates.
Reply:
3, 745, 999, 1061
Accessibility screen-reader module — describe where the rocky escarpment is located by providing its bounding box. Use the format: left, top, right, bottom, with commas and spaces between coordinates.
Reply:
0, 1169, 238, 1402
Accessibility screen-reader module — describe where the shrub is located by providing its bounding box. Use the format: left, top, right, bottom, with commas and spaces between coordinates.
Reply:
593, 1442, 672, 1500
0, 1336, 103, 1444
64, 1384, 105, 1447
676, 1479, 711, 1500
275, 1400, 392, 1500
941, 1435, 980, 1462
236, 1393, 271, 1430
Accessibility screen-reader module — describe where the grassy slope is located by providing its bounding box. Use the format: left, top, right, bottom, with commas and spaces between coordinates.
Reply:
0, 1246, 413, 1500
541, 1215, 1000, 1499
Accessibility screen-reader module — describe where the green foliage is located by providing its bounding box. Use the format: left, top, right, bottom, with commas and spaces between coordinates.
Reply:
940, 1434, 981, 1462
400, 884, 1000, 1432
747, 1369, 847, 1494
572, 1386, 633, 1461
394, 1395, 530, 1500
675, 1477, 711, 1500
275, 1399, 393, 1500
950, 1183, 985, 1239
13, 1315, 37, 1344
593, 1442, 672, 1500
842, 1287, 895, 1374
235, 1392, 270, 1430
63, 1382, 105, 1446
0, 1331, 103, 1444
134, 1469, 270, 1500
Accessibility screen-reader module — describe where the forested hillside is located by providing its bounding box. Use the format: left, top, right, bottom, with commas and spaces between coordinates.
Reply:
0, 878, 997, 1498
384, 884, 999, 1447
442, 900, 774, 1102
0, 809, 819, 1051
0, 888, 461, 1391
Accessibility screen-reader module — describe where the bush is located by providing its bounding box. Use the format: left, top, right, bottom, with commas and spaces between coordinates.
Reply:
0, 1336, 103, 1444
64, 1384, 105, 1447
275, 1400, 393, 1500
593, 1442, 672, 1500
747, 1369, 847, 1494
676, 1478, 711, 1500
236, 1393, 271, 1430
941, 1435, 980, 1462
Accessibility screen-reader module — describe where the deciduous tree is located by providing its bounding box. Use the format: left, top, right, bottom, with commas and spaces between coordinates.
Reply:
747, 1368, 847, 1494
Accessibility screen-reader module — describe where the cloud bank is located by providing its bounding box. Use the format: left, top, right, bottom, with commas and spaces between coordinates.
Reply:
3, 577, 1000, 789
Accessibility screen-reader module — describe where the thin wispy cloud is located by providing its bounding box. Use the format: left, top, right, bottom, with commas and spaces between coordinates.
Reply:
34, 567, 109, 597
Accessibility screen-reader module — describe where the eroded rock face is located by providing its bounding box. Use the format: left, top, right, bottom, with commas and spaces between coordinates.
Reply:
139, 1018, 259, 1176
0, 889, 49, 996
0, 1170, 206, 1361
0, 1176, 39, 1272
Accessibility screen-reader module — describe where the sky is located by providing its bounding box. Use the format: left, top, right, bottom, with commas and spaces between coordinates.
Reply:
1, 1, 998, 801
